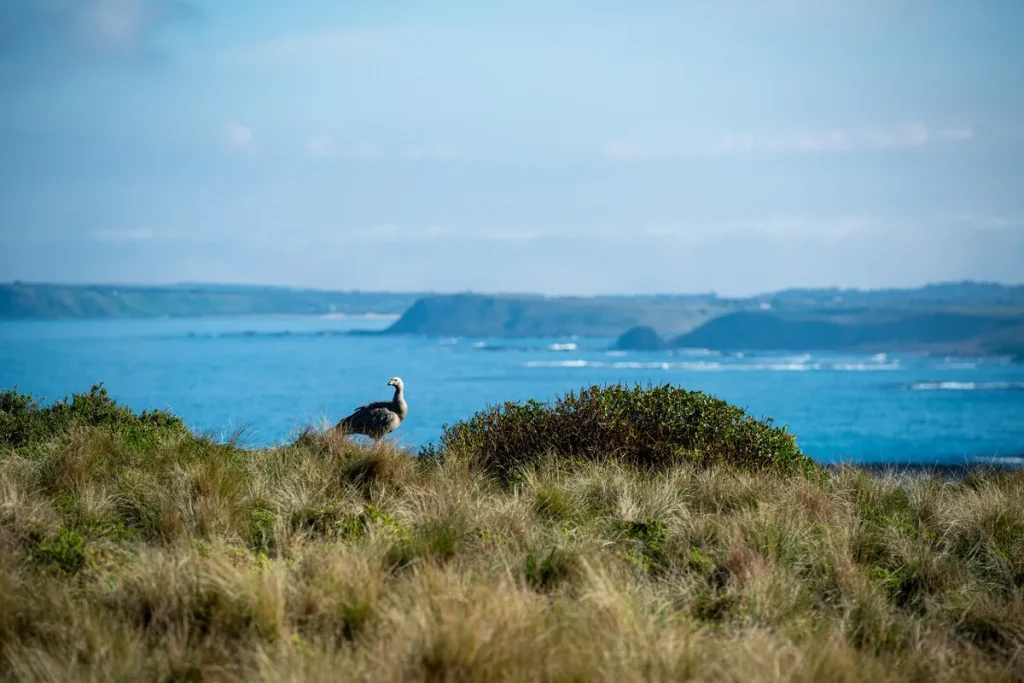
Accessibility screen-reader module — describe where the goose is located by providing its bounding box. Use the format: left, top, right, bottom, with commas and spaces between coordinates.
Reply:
336, 377, 408, 444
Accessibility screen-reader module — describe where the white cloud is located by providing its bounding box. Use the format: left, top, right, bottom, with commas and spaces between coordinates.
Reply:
709, 122, 973, 157
304, 135, 338, 157
224, 123, 252, 148
91, 227, 155, 242
862, 122, 929, 148
89, 0, 146, 48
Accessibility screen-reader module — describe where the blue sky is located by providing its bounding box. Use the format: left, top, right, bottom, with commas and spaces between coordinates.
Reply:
1, 0, 1022, 296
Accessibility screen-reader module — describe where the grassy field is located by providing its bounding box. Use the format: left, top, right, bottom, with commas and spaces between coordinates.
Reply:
1, 387, 1023, 682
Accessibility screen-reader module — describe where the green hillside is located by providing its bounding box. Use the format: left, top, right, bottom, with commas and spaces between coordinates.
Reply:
615, 309, 1024, 360
0, 283, 420, 319
383, 293, 722, 338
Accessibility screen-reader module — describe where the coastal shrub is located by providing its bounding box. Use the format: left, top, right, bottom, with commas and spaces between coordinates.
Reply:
0, 384, 186, 452
431, 383, 815, 479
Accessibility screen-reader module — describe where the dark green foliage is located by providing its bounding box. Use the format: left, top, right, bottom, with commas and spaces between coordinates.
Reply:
248, 507, 278, 555
613, 519, 668, 573
433, 383, 815, 479
524, 548, 579, 592
386, 519, 460, 569
684, 547, 716, 576
0, 384, 186, 452
291, 504, 396, 543
533, 486, 579, 521
691, 591, 738, 623
31, 528, 88, 575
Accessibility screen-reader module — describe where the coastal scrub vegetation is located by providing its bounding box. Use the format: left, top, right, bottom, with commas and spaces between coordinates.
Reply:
427, 383, 814, 479
0, 386, 1022, 681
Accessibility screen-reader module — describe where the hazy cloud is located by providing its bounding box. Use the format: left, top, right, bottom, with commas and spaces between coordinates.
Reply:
0, 0, 198, 82
304, 135, 338, 157
709, 123, 973, 157
224, 123, 253, 149
225, 27, 432, 65
91, 227, 156, 242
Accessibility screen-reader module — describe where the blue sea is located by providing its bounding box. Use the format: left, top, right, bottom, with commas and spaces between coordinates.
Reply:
2, 316, 1023, 465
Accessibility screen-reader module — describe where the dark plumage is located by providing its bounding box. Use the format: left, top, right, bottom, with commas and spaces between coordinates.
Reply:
336, 377, 408, 444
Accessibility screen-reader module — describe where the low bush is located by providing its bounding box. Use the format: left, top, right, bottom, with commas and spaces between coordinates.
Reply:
0, 384, 186, 452
430, 383, 815, 479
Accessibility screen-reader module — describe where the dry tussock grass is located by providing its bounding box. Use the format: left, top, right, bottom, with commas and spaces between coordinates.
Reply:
0, 425, 1022, 682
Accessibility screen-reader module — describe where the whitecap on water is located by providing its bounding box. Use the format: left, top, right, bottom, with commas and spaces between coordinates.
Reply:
910, 381, 1024, 391
830, 362, 901, 371
523, 359, 596, 368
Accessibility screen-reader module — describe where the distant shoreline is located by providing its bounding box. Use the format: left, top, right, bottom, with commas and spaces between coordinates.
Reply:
0, 312, 401, 322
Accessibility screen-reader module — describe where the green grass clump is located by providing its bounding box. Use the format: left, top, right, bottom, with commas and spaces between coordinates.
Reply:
429, 383, 814, 480
30, 528, 89, 575
1, 387, 1023, 682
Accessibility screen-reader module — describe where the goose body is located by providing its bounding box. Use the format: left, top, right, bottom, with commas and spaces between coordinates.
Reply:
337, 377, 407, 443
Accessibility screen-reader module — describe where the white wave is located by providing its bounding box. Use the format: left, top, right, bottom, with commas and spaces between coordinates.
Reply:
523, 359, 596, 368
471, 341, 487, 349
830, 362, 901, 371
548, 343, 578, 351
612, 361, 723, 370
910, 381, 1024, 391
975, 456, 1024, 466
676, 347, 719, 357
519, 358, 914, 373
870, 352, 888, 363
784, 353, 814, 364
605, 350, 627, 357
522, 359, 807, 371
439, 338, 459, 345
764, 363, 817, 371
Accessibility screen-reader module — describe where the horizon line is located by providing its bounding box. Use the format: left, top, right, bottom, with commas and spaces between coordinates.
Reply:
4, 278, 1024, 301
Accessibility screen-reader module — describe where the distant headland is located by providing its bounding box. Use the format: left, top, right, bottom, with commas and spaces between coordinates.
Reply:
0, 282, 421, 319
4, 280, 1023, 360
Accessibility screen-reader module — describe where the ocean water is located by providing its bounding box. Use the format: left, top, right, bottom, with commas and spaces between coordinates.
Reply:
2, 316, 1023, 465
